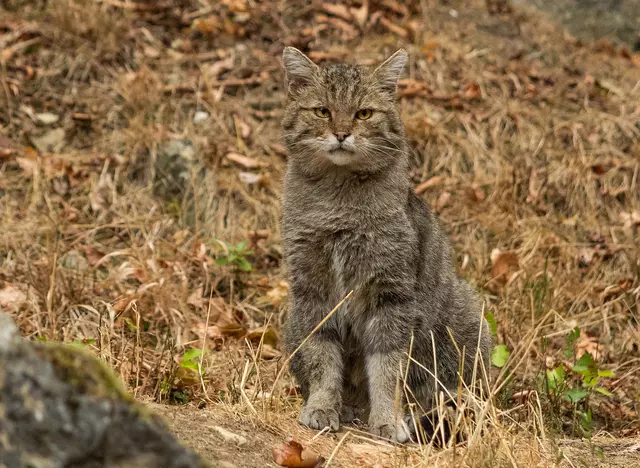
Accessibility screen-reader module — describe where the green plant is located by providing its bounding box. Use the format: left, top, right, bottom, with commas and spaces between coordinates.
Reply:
179, 348, 203, 372
491, 344, 510, 368
215, 240, 253, 272
542, 327, 615, 437
485, 311, 510, 368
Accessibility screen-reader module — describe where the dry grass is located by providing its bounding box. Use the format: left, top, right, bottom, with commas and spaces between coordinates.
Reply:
1, 0, 639, 466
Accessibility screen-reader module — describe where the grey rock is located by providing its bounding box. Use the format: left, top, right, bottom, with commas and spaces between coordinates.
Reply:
0, 313, 206, 468
154, 139, 196, 201
211, 426, 248, 446
59, 250, 90, 271
32, 128, 66, 153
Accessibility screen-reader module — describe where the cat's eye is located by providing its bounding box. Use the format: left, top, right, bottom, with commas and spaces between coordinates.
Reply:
314, 108, 331, 118
355, 109, 373, 120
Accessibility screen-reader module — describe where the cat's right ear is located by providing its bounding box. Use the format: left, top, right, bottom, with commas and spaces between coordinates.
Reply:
282, 47, 319, 95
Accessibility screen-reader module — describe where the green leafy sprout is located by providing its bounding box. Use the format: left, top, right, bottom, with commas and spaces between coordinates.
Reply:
215, 240, 253, 272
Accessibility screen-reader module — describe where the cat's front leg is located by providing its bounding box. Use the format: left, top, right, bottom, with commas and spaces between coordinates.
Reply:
362, 295, 413, 443
364, 350, 411, 443
285, 277, 343, 432
294, 334, 342, 432
359, 268, 416, 442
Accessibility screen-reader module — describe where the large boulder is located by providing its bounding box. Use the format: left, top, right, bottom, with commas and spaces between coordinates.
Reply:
0, 313, 206, 468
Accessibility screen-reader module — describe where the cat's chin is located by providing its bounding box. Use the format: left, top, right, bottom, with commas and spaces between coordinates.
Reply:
325, 149, 357, 166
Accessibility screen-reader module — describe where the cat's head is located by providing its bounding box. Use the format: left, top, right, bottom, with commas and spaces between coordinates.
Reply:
281, 47, 407, 176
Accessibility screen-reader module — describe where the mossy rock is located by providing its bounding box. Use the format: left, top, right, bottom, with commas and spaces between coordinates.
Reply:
0, 313, 206, 468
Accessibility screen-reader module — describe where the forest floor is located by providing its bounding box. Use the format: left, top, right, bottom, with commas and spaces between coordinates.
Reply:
1, 1, 639, 466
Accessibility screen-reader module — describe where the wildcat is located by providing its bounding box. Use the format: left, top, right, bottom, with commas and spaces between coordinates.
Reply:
280, 47, 491, 443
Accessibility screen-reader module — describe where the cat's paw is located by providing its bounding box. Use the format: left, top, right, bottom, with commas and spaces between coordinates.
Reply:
299, 405, 340, 432
340, 405, 365, 423
369, 420, 411, 444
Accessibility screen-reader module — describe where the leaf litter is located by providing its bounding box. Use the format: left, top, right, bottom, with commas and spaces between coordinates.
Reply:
1, 0, 640, 466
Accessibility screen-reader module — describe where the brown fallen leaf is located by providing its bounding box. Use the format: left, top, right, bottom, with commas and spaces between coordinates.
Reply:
89, 170, 114, 213
415, 175, 444, 195
429, 93, 464, 110
379, 0, 407, 16
576, 333, 604, 359
225, 152, 268, 169
270, 143, 287, 157
81, 245, 106, 266
187, 286, 206, 309
258, 344, 281, 359
248, 229, 269, 244
398, 79, 430, 98
112, 294, 138, 317
307, 50, 348, 62
620, 211, 640, 228
246, 325, 279, 348
16, 156, 38, 176
71, 113, 92, 123
590, 163, 608, 175
598, 278, 633, 300
257, 281, 289, 308
379, 16, 409, 39
234, 115, 252, 139
461, 81, 481, 100
0, 282, 27, 310
435, 191, 451, 212
350, 0, 368, 29
207, 56, 234, 79
192, 297, 247, 344
490, 249, 519, 286
0, 133, 15, 159
238, 171, 266, 186
466, 183, 485, 202
325, 16, 359, 40
193, 322, 247, 343
321, 3, 352, 21
272, 439, 324, 468
61, 202, 79, 222
422, 41, 440, 54
486, 0, 512, 15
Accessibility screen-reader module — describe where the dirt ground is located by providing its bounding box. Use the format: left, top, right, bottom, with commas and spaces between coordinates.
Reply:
151, 402, 640, 467
1, 0, 640, 467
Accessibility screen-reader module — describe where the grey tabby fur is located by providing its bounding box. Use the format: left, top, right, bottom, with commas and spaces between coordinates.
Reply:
280, 47, 492, 443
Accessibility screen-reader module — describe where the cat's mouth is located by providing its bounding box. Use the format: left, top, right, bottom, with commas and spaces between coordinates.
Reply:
326, 147, 358, 166
329, 145, 355, 153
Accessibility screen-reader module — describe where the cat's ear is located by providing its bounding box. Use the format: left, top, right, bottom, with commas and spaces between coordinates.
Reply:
373, 49, 408, 95
282, 47, 319, 95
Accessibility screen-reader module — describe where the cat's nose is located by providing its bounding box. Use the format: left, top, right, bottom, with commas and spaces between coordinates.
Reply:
334, 132, 350, 142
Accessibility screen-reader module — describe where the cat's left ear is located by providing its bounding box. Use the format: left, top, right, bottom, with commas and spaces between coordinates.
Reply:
373, 49, 408, 95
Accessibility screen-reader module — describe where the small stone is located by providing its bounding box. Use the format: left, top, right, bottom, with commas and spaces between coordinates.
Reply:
59, 250, 89, 271
35, 112, 60, 125
211, 426, 248, 446
154, 139, 196, 200
238, 172, 264, 185
193, 111, 209, 124
219, 462, 239, 468
32, 128, 66, 153
160, 139, 195, 162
